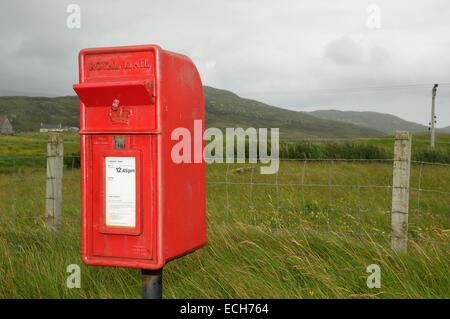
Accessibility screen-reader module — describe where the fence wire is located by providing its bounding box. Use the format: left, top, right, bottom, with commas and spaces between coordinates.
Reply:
205, 157, 449, 246
0, 137, 449, 247
0, 154, 81, 223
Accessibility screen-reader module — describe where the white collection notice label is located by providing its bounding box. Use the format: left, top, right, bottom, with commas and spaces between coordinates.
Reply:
105, 156, 136, 227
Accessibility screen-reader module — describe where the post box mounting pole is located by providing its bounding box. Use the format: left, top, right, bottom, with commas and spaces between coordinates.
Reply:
142, 268, 162, 299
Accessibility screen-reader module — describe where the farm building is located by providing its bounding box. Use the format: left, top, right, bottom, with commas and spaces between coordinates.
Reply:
40, 123, 68, 133
0, 115, 13, 135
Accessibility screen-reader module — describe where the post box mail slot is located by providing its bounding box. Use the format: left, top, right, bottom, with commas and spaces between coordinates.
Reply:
74, 45, 206, 269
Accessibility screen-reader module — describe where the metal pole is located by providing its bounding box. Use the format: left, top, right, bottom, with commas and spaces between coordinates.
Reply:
142, 268, 162, 299
430, 84, 438, 149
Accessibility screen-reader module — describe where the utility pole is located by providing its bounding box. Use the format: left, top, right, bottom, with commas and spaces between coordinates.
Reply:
430, 84, 438, 149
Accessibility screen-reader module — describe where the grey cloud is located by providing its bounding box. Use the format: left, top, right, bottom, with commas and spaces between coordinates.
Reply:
0, 0, 449, 126
325, 36, 363, 65
369, 45, 390, 65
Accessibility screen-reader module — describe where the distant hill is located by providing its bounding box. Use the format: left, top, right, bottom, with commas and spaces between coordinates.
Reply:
0, 86, 384, 139
204, 86, 382, 139
0, 96, 79, 132
439, 126, 450, 134
309, 109, 450, 135
309, 110, 431, 135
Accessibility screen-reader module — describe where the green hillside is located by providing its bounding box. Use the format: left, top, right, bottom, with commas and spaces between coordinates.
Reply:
0, 96, 79, 132
309, 109, 430, 135
440, 126, 450, 134
0, 87, 383, 139
204, 86, 382, 139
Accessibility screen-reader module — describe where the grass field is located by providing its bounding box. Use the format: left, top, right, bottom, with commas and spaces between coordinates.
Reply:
0, 132, 80, 155
0, 133, 448, 298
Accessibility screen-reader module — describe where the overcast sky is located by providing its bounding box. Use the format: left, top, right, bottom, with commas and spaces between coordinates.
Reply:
1, 0, 449, 126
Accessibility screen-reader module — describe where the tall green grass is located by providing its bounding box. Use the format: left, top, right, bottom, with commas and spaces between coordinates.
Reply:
1, 133, 449, 169
1, 219, 448, 298
216, 133, 450, 163
0, 160, 448, 298
280, 142, 391, 160
0, 133, 448, 298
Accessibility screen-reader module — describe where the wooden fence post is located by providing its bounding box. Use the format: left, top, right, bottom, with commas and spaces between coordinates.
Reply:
46, 133, 63, 230
391, 130, 411, 253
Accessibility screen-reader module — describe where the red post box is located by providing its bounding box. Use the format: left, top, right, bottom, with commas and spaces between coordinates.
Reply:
73, 44, 206, 270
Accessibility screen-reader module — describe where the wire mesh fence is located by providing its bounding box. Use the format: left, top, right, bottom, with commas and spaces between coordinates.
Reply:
0, 134, 448, 249
0, 154, 81, 226
205, 158, 449, 246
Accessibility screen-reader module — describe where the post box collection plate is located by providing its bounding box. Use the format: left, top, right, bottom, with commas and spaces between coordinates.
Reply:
104, 156, 136, 228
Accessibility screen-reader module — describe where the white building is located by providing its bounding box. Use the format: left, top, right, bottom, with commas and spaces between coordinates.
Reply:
0, 115, 13, 135
39, 123, 68, 133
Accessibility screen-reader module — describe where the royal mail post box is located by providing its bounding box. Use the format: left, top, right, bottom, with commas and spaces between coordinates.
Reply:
73, 45, 206, 269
